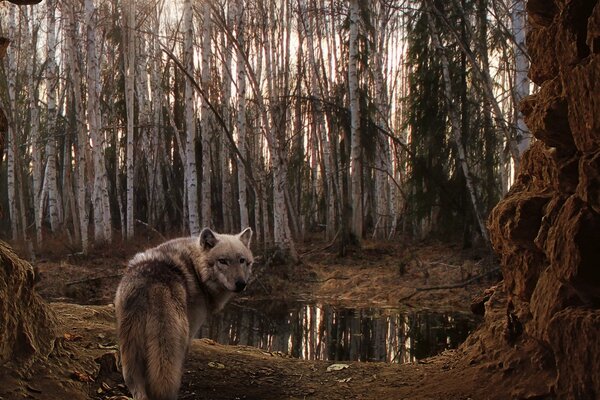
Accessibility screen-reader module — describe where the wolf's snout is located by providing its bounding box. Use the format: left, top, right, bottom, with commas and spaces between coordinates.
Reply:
234, 280, 247, 292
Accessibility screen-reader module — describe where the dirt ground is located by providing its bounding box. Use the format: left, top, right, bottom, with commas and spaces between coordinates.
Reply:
1, 239, 518, 400
32, 238, 496, 311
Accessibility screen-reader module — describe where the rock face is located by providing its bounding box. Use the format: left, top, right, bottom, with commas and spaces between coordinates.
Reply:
487, 0, 600, 398
0, 241, 56, 370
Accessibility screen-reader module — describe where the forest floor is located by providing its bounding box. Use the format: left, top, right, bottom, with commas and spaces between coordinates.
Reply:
1, 238, 530, 400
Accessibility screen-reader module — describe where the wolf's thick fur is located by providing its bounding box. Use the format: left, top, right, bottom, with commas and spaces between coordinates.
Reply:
115, 228, 253, 400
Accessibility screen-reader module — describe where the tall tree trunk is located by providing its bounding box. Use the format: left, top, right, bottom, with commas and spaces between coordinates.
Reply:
149, 5, 165, 229
200, 1, 212, 228
303, 0, 336, 239
426, 3, 490, 244
124, 0, 135, 240
348, 0, 362, 240
220, 9, 233, 233
6, 6, 19, 241
86, 0, 112, 243
65, 0, 89, 252
26, 11, 42, 245
371, 6, 392, 239
512, 0, 530, 156
235, 0, 249, 230
45, 0, 62, 233
184, 0, 200, 235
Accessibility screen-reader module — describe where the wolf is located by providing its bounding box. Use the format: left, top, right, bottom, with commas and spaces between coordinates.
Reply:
114, 227, 254, 400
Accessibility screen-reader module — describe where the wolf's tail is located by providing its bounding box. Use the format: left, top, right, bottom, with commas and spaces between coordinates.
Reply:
118, 307, 149, 400
118, 286, 189, 400
144, 286, 189, 400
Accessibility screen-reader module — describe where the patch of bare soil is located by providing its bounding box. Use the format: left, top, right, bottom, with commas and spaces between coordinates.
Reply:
0, 301, 518, 400
33, 239, 498, 313
1, 239, 510, 400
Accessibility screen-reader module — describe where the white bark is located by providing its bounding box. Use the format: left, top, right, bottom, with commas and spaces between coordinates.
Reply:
372, 7, 392, 239
200, 1, 212, 228
45, 0, 62, 233
26, 11, 43, 245
304, 0, 336, 239
235, 0, 249, 230
149, 5, 165, 227
262, 2, 295, 257
86, 0, 112, 243
512, 0, 530, 156
125, 0, 135, 240
184, 0, 200, 235
348, 0, 362, 239
220, 9, 234, 233
65, 1, 89, 252
7, 5, 19, 240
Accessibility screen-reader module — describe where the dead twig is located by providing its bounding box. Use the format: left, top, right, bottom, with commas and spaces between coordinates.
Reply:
398, 267, 500, 303
300, 230, 340, 256
135, 219, 166, 241
305, 276, 350, 283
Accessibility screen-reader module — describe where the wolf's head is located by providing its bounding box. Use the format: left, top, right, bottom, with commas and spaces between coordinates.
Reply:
199, 227, 254, 293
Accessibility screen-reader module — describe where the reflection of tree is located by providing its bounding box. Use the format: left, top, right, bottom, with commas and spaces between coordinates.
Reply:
198, 302, 477, 364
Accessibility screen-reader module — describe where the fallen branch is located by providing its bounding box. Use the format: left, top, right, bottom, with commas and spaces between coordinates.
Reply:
135, 219, 166, 241
398, 267, 500, 303
305, 276, 350, 283
300, 230, 340, 257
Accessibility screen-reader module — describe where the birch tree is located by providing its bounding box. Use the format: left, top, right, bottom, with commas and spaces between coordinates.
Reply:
85, 0, 112, 243
234, 0, 249, 230
124, 0, 135, 240
348, 0, 362, 240
511, 0, 530, 156
64, 0, 89, 252
6, 5, 19, 240
26, 9, 43, 244
200, 1, 212, 228
44, 0, 62, 234
184, 0, 200, 235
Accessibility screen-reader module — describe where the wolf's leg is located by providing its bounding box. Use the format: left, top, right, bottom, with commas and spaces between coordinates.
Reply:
144, 285, 189, 400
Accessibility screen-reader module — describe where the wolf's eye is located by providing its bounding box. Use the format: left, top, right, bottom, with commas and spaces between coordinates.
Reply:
218, 258, 229, 265
239, 257, 246, 264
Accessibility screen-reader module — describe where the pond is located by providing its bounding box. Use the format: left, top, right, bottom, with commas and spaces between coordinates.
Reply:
199, 301, 479, 364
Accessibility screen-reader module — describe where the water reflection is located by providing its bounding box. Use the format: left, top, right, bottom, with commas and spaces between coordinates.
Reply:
199, 302, 478, 363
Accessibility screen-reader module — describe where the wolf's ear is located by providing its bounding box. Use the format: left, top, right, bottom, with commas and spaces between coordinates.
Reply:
238, 227, 252, 248
199, 228, 219, 250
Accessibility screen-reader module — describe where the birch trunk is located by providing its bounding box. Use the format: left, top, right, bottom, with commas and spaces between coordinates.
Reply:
262, 1, 296, 258
150, 6, 165, 227
200, 1, 212, 228
304, 0, 336, 239
65, 1, 89, 252
348, 0, 362, 240
372, 8, 392, 239
124, 0, 135, 240
512, 0, 530, 156
220, 12, 233, 233
234, 0, 249, 230
426, 4, 489, 243
184, 0, 200, 235
45, 0, 62, 233
7, 5, 19, 240
27, 12, 42, 245
86, 0, 112, 243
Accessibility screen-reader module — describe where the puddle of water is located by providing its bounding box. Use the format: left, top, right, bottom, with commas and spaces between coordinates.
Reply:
199, 301, 479, 363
